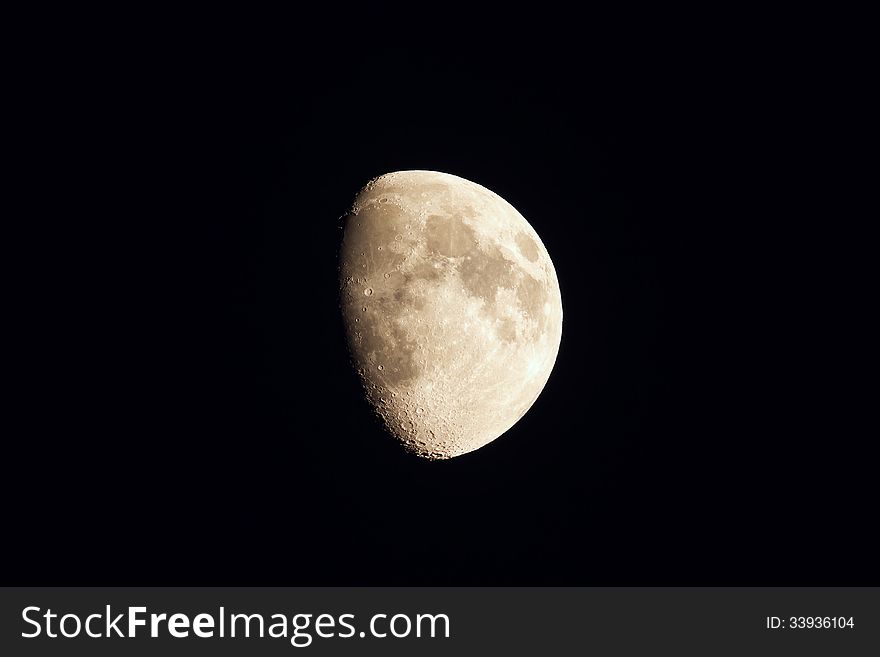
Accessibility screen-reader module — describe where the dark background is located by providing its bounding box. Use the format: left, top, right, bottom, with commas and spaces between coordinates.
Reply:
8, 8, 874, 584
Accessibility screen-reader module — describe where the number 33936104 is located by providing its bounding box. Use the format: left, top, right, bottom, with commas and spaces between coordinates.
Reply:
766, 616, 854, 629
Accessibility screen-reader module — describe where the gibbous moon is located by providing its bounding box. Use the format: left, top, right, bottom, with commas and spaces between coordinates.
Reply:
338, 171, 562, 459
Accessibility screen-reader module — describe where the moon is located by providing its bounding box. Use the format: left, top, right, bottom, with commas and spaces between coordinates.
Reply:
338, 170, 562, 459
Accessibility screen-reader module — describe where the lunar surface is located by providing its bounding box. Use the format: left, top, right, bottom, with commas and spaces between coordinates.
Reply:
338, 171, 562, 459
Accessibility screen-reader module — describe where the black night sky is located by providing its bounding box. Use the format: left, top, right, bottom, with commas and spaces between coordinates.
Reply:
9, 8, 874, 585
